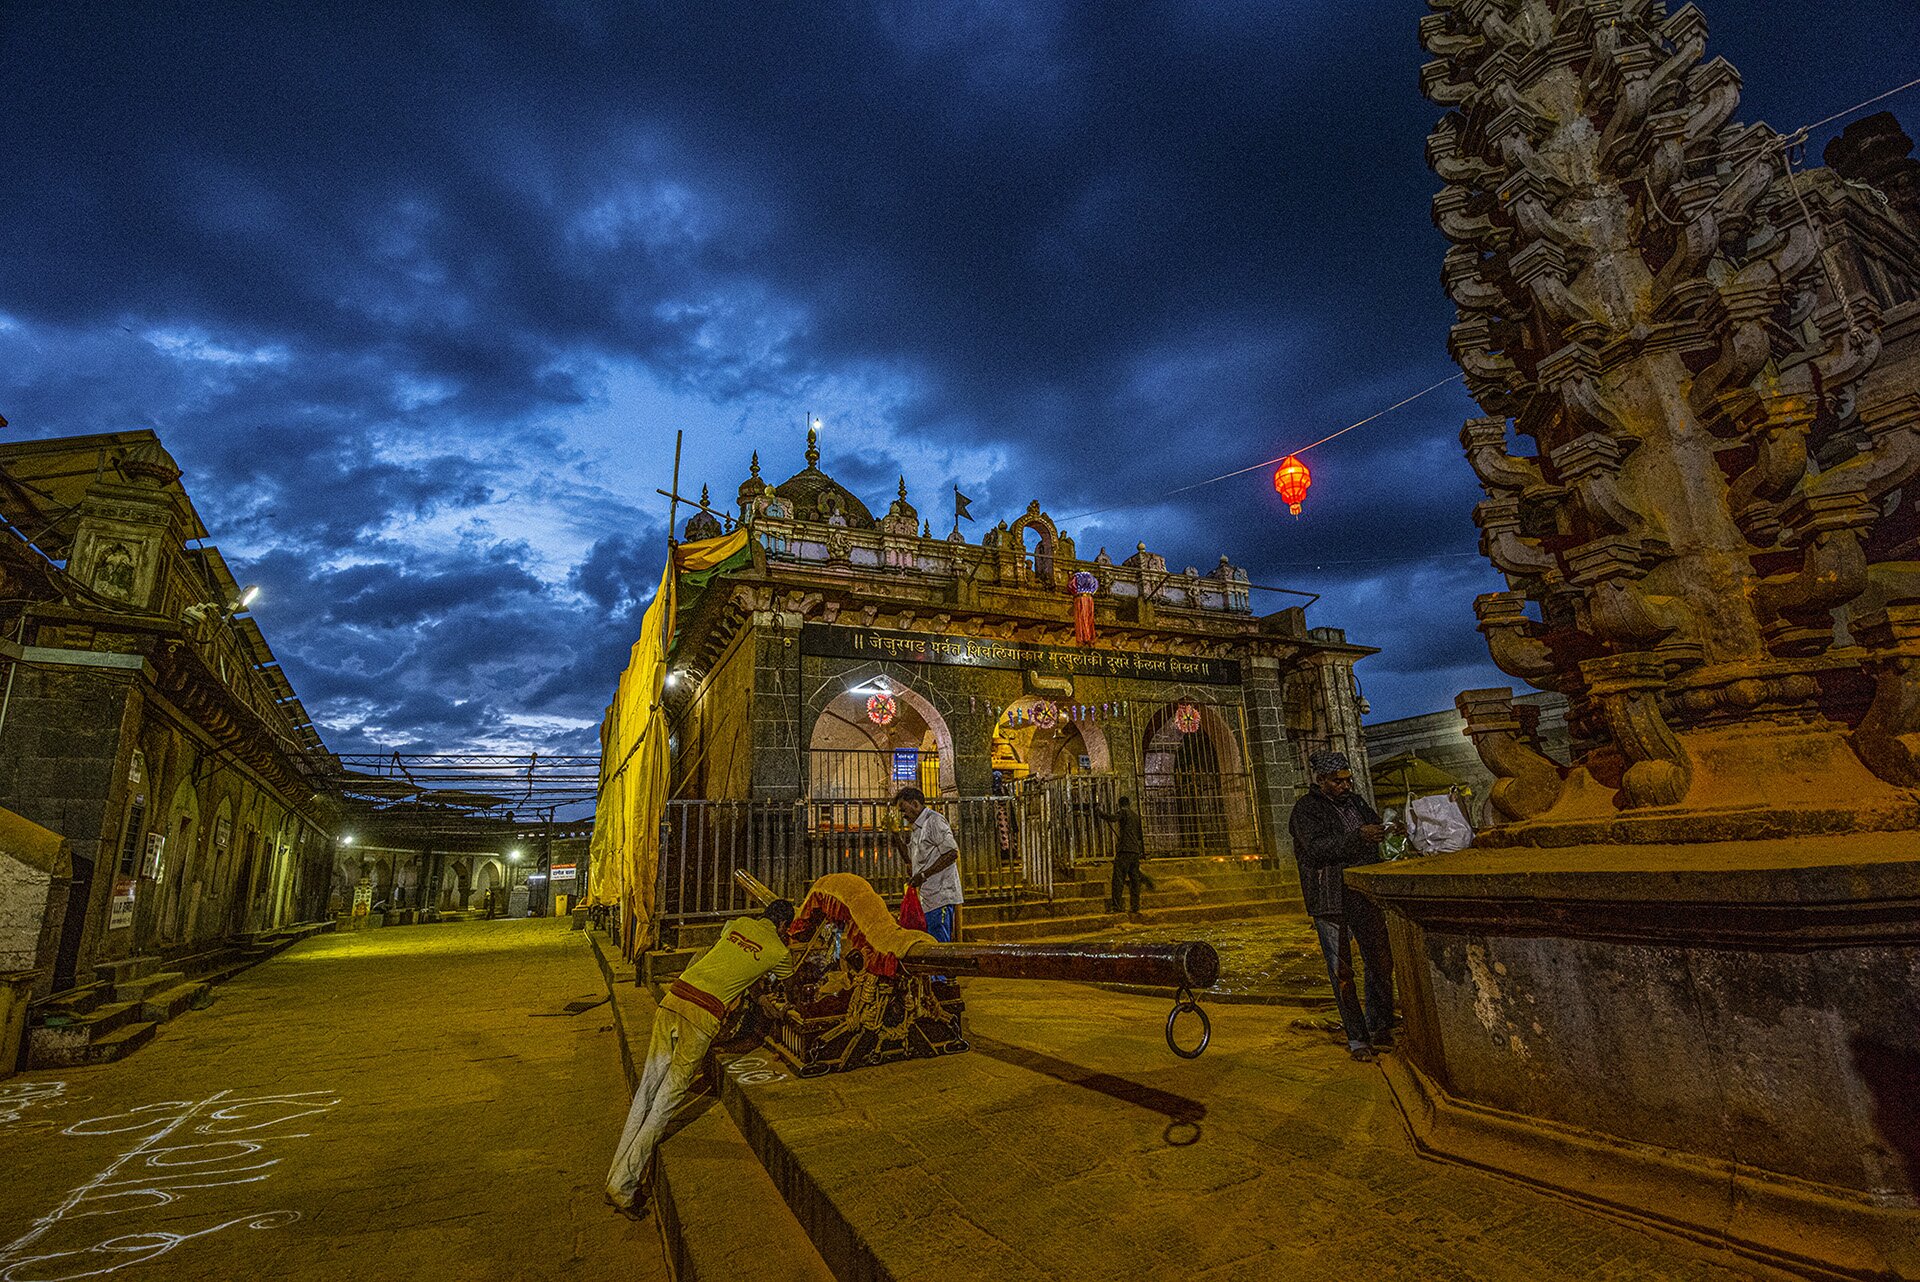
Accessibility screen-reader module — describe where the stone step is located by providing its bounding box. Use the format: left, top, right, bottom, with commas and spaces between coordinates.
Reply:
111, 970, 189, 1005
979, 881, 1294, 921
33, 982, 109, 1020
1044, 867, 1297, 898
25, 1000, 145, 1067
962, 896, 1302, 944
1041, 880, 1293, 910
83, 1020, 158, 1064
93, 955, 162, 988
138, 979, 211, 1023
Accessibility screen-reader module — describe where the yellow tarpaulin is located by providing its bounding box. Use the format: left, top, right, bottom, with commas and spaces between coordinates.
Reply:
588, 528, 749, 957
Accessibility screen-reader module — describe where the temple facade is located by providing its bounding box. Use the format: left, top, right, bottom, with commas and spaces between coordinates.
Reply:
661, 430, 1373, 864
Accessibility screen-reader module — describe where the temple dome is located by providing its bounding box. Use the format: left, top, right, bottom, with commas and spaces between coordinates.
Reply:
773, 428, 875, 526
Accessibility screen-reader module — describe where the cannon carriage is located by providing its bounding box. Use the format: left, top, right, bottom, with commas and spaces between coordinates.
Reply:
732, 871, 1219, 1076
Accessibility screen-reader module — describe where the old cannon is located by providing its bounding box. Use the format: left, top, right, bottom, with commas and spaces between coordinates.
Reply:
733, 871, 1219, 1077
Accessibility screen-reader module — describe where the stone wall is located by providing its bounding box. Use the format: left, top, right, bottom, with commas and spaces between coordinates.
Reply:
0, 659, 336, 990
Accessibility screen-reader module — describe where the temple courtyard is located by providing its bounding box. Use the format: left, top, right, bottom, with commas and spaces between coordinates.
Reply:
2, 919, 1794, 1280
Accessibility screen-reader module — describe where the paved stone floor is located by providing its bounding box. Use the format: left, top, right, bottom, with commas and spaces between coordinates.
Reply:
0, 920, 666, 1282
724, 978, 1789, 1281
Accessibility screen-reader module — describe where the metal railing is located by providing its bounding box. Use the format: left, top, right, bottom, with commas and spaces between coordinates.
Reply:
655, 769, 1262, 932
658, 793, 1054, 928
807, 748, 942, 800
1137, 771, 1260, 857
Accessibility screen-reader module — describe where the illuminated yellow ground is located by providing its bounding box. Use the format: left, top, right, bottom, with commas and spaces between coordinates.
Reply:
0, 920, 666, 1281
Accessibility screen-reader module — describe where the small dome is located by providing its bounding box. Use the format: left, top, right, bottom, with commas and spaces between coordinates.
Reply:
737, 451, 768, 509
684, 485, 723, 541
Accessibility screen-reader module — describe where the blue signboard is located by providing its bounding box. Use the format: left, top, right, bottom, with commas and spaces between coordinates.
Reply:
893, 749, 920, 782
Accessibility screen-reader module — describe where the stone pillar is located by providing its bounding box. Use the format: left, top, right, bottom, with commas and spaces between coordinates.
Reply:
1239, 655, 1304, 862
950, 706, 996, 798
749, 617, 803, 799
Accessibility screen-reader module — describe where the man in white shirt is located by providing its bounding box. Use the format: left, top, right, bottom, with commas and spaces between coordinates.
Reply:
893, 786, 962, 942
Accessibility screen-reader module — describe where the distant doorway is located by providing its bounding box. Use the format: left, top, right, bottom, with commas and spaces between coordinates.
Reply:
52, 853, 95, 992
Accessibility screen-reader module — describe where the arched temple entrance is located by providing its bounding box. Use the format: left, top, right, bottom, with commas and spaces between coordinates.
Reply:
1140, 700, 1255, 855
989, 696, 1112, 784
807, 677, 955, 798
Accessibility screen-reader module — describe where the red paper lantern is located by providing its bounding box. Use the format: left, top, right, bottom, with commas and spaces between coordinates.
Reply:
1273, 455, 1311, 515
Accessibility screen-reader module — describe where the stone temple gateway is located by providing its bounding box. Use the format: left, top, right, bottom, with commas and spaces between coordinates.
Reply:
649, 429, 1372, 920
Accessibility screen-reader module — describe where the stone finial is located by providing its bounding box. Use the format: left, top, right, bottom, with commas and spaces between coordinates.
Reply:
699, 484, 712, 509
922, 520, 931, 538
899, 476, 908, 501
749, 451, 761, 478
805, 423, 820, 469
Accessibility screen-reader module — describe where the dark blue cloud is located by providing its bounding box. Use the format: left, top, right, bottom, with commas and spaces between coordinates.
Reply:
2, 0, 1915, 750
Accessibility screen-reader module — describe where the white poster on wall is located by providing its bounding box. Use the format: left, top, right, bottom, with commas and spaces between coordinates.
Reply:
109, 877, 137, 930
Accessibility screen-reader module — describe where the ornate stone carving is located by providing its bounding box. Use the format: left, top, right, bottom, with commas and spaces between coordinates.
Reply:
1456, 688, 1564, 822
1424, 0, 1916, 837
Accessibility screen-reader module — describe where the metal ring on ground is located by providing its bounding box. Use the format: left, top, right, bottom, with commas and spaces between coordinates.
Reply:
1166, 988, 1211, 1059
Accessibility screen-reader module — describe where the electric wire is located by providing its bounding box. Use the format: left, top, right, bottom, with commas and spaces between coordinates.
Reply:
1056, 372, 1465, 525
1055, 72, 1920, 534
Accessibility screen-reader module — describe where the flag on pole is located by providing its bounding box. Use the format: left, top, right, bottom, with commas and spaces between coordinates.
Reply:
954, 487, 975, 527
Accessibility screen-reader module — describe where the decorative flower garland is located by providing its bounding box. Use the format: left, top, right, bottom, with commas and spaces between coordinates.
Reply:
1173, 703, 1202, 734
867, 693, 897, 726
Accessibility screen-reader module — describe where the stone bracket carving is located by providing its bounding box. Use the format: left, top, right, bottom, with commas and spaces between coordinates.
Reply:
1852, 604, 1920, 787
1581, 652, 1692, 808
1456, 687, 1565, 823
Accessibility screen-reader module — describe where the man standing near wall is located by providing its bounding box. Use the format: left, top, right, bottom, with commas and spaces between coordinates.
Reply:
1287, 751, 1395, 1062
893, 786, 962, 942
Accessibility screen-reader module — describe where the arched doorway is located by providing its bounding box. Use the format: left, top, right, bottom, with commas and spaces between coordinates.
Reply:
471, 857, 504, 909
159, 778, 200, 942
989, 697, 1112, 785
1141, 701, 1252, 855
807, 677, 954, 798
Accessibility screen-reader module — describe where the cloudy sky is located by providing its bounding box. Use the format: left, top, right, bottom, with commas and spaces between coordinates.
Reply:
4, 2, 1915, 754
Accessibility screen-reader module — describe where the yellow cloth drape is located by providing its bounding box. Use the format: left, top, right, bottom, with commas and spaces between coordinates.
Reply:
673, 527, 749, 574
588, 528, 751, 957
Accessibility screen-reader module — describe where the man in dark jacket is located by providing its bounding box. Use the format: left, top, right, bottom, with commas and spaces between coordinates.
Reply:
1094, 795, 1155, 914
1288, 750, 1396, 1061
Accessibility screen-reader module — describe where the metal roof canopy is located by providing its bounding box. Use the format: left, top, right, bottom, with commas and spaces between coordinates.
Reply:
332, 751, 599, 842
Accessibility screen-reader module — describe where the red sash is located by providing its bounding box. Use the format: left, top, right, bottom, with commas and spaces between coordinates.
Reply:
668, 979, 729, 1022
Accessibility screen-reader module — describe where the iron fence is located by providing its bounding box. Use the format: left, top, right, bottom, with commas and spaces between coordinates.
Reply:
655, 770, 1261, 933
807, 748, 943, 800
658, 793, 1053, 929
1137, 771, 1261, 857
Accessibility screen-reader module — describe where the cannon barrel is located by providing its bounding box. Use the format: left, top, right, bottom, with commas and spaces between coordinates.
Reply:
897, 941, 1219, 991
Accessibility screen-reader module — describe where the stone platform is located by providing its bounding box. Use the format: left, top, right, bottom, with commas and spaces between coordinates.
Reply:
603, 925, 1791, 1280
1351, 835, 1920, 1282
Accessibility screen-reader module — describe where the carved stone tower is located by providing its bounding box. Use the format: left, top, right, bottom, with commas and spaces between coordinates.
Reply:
1351, 6, 1920, 1275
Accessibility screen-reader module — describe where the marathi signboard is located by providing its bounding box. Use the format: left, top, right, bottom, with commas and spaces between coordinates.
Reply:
109, 876, 137, 930
892, 749, 920, 782
141, 832, 166, 881
801, 624, 1240, 686
550, 863, 578, 884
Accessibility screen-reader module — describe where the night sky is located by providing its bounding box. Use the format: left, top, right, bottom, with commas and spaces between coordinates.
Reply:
4, 2, 1916, 754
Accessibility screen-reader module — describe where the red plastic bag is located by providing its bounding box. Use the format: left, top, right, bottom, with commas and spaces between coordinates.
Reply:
898, 884, 927, 932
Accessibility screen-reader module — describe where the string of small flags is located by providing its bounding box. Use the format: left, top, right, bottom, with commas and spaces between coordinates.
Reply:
961, 695, 1205, 730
